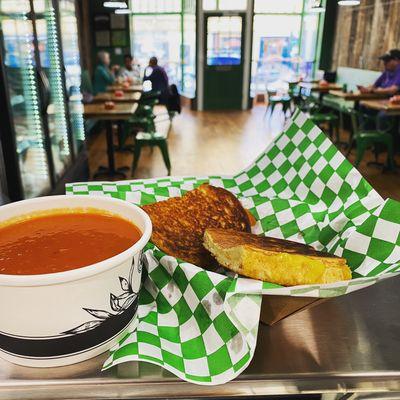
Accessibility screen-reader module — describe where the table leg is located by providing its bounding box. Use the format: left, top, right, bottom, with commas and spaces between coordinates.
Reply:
93, 121, 128, 179
115, 121, 134, 152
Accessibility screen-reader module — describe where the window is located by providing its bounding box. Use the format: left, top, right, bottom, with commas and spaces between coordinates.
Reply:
203, 0, 217, 10
132, 15, 181, 86
203, 0, 247, 11
251, 0, 322, 95
130, 0, 196, 96
207, 16, 242, 66
254, 0, 302, 13
299, 15, 319, 77
219, 0, 247, 10
183, 14, 196, 92
132, 0, 181, 13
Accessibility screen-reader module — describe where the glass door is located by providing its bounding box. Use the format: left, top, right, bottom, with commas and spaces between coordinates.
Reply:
203, 14, 244, 109
0, 0, 51, 198
58, 0, 85, 155
33, 0, 72, 180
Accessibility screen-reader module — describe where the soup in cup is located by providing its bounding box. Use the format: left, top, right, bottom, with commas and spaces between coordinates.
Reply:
0, 195, 152, 368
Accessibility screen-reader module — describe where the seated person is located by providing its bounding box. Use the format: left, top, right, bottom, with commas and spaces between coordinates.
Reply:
358, 49, 400, 95
93, 51, 119, 94
118, 54, 140, 81
143, 56, 169, 103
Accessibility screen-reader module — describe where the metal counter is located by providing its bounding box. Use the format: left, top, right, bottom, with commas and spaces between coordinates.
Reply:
1, 276, 400, 399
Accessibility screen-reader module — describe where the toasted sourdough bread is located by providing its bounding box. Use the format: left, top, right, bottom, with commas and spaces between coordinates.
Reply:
142, 184, 251, 268
204, 228, 351, 285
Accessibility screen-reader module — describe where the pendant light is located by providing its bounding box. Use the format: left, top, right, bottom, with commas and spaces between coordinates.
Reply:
103, 1, 128, 8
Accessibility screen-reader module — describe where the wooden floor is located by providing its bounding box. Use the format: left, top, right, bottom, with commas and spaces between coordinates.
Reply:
87, 105, 400, 201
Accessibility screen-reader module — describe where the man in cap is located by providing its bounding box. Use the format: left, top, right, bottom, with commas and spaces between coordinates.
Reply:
358, 49, 400, 95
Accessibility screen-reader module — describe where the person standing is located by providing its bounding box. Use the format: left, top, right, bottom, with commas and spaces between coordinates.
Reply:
92, 51, 119, 94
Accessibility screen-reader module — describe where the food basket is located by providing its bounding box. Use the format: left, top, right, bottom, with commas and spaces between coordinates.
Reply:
66, 110, 400, 385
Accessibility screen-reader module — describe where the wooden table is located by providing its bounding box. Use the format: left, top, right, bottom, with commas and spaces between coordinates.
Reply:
84, 103, 138, 179
360, 99, 400, 116
329, 90, 389, 101
92, 92, 142, 103
299, 82, 342, 93
106, 84, 143, 93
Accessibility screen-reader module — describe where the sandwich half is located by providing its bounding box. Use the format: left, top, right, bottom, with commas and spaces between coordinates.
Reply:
204, 228, 351, 286
142, 184, 252, 268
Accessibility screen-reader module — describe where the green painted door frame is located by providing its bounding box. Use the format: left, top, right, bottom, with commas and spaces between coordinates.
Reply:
203, 12, 245, 110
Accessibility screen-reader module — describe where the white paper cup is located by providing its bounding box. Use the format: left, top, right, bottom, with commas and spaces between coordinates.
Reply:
0, 195, 152, 368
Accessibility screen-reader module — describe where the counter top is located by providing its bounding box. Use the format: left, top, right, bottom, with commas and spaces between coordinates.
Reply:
1, 276, 399, 399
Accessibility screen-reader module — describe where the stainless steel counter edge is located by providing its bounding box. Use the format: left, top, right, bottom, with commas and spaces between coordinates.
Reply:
1, 373, 400, 399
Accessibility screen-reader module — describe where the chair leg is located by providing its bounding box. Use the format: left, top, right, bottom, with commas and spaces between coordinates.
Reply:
157, 140, 171, 175
385, 137, 395, 170
328, 121, 334, 139
117, 122, 125, 149
346, 136, 355, 157
283, 102, 290, 117
355, 140, 367, 168
334, 120, 340, 143
131, 142, 142, 176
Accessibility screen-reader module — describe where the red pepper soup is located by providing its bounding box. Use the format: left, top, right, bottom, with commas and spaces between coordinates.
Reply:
0, 210, 142, 275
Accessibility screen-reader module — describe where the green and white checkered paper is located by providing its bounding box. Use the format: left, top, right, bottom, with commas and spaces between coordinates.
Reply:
67, 110, 400, 385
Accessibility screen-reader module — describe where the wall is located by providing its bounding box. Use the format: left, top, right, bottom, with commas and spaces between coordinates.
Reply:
332, 0, 400, 71
78, 0, 131, 74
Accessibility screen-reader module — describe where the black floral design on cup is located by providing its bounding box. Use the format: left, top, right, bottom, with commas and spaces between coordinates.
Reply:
62, 260, 138, 335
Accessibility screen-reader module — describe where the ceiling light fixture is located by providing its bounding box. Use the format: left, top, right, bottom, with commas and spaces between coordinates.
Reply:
309, 0, 325, 12
115, 8, 130, 14
338, 0, 360, 5
103, 1, 127, 8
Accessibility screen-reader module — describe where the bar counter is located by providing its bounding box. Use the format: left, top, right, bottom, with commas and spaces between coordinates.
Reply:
1, 276, 399, 399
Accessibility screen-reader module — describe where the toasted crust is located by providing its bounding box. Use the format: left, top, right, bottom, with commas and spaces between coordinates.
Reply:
203, 228, 352, 286
142, 184, 251, 268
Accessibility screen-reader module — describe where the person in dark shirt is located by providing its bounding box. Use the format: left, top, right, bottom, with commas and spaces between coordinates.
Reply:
143, 57, 169, 103
359, 49, 400, 95
358, 49, 400, 131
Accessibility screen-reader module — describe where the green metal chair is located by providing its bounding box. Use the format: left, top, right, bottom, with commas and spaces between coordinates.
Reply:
347, 110, 395, 170
131, 130, 171, 176
116, 96, 160, 151
300, 96, 340, 143
310, 111, 340, 143
265, 90, 292, 117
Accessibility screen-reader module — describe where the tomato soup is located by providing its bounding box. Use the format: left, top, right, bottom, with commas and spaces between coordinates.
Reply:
0, 210, 142, 275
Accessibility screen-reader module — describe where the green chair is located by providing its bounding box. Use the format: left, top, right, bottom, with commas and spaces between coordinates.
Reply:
131, 131, 171, 176
117, 101, 158, 151
347, 110, 395, 170
299, 96, 340, 142
310, 111, 340, 143
266, 90, 292, 117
